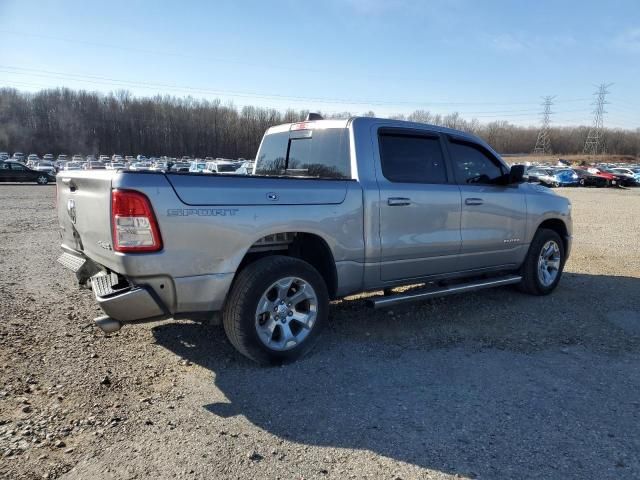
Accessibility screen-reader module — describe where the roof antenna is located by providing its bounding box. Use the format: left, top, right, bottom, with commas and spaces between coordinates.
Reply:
306, 112, 323, 121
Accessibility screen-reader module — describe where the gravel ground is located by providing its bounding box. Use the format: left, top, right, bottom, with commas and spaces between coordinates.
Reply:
1, 185, 639, 480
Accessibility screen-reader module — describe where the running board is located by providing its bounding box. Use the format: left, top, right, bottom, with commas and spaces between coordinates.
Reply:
367, 275, 522, 309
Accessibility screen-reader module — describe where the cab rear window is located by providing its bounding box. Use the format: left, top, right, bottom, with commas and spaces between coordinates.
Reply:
255, 128, 350, 179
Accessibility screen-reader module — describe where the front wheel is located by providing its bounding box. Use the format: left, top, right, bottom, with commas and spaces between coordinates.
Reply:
518, 228, 565, 295
36, 175, 49, 185
222, 256, 329, 364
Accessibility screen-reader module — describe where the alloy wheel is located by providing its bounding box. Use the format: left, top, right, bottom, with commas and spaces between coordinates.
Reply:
254, 276, 318, 351
537, 240, 561, 287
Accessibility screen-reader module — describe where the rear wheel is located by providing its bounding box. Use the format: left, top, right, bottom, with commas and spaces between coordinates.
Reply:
36, 175, 49, 185
222, 256, 329, 364
518, 228, 565, 295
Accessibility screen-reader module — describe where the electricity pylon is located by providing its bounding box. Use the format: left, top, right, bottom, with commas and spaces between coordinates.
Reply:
583, 83, 612, 157
533, 96, 555, 156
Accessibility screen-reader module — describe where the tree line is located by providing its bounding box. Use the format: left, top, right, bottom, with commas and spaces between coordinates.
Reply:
1, 87, 638, 158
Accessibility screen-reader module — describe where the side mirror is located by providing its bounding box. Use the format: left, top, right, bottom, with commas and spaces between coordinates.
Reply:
508, 165, 525, 184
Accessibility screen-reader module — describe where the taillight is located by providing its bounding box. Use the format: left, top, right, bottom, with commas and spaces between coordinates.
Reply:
111, 189, 162, 252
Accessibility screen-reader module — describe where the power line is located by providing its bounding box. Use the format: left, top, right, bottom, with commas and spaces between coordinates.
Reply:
583, 83, 613, 156
2, 74, 636, 128
533, 96, 555, 155
0, 63, 593, 108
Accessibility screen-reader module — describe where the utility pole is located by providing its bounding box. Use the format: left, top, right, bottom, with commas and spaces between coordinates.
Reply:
533, 96, 555, 156
583, 83, 612, 157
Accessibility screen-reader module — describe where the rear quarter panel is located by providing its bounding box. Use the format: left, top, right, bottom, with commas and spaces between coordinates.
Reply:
113, 173, 365, 281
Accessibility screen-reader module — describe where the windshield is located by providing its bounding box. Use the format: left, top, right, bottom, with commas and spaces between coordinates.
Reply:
255, 128, 350, 179
217, 164, 236, 172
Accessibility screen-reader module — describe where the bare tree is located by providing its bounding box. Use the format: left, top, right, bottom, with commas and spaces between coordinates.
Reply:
0, 88, 638, 158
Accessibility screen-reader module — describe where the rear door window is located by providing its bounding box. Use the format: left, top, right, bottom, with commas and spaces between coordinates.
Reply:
255, 128, 350, 179
378, 133, 447, 184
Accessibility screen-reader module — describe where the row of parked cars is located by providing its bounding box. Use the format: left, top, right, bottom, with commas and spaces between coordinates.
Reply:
524, 164, 640, 188
0, 151, 255, 183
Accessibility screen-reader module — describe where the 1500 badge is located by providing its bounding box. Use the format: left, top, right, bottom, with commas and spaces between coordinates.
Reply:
167, 208, 239, 217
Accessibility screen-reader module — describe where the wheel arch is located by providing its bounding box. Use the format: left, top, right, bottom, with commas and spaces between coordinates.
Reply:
536, 218, 569, 253
236, 232, 339, 299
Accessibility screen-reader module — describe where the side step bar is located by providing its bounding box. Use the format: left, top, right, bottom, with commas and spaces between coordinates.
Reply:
367, 275, 522, 309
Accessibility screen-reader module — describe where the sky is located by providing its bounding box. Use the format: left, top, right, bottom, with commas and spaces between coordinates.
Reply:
1, 0, 639, 128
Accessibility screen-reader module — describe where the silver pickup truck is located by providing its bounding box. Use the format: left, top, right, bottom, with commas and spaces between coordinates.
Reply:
57, 116, 572, 364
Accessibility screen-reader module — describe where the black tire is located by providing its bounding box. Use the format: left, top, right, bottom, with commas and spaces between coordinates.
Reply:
518, 228, 565, 295
222, 255, 329, 365
579, 178, 585, 186
36, 175, 49, 185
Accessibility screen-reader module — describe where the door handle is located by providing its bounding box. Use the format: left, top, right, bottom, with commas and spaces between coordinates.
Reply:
387, 197, 411, 206
465, 198, 483, 206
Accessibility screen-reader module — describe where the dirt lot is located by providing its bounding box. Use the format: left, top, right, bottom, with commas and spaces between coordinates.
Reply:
1, 185, 639, 480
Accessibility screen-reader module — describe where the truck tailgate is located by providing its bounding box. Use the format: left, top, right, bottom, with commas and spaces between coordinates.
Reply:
56, 171, 115, 264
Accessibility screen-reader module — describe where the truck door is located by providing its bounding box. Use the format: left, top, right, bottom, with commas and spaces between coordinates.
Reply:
375, 128, 462, 282
446, 137, 527, 270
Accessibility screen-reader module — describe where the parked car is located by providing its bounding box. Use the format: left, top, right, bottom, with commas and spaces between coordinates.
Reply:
63, 162, 83, 171
26, 154, 40, 167
129, 162, 152, 171
572, 168, 608, 187
12, 152, 25, 162
150, 162, 168, 171
1, 160, 55, 184
204, 161, 237, 174
33, 161, 57, 175
188, 161, 207, 173
83, 161, 106, 170
235, 161, 255, 175
0, 152, 8, 161
587, 168, 619, 187
105, 162, 126, 170
57, 154, 69, 162
55, 115, 572, 364
43, 154, 55, 162
170, 162, 191, 172
610, 168, 640, 185
609, 170, 636, 187
527, 167, 578, 187
72, 154, 84, 162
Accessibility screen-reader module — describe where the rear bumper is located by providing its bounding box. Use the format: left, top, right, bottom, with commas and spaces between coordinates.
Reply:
95, 283, 167, 322
58, 250, 234, 323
